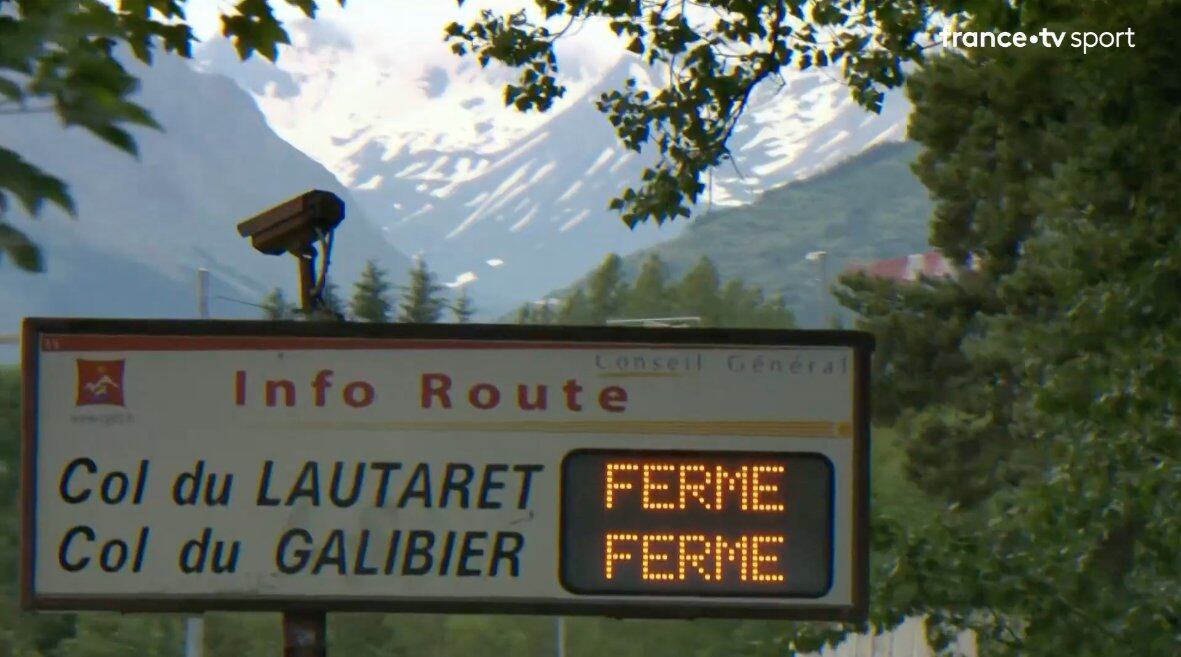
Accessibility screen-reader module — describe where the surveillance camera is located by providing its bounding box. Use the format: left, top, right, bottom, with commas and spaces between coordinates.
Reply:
236, 190, 346, 256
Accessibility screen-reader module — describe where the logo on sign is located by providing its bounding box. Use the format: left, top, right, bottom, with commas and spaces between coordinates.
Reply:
76, 359, 126, 407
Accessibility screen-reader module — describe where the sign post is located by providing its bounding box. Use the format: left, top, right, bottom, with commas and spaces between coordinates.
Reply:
21, 319, 872, 633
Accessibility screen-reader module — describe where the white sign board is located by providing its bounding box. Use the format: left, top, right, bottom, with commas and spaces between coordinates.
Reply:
22, 319, 871, 620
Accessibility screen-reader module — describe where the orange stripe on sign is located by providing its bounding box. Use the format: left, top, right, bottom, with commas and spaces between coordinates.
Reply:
39, 335, 779, 352
261, 419, 856, 439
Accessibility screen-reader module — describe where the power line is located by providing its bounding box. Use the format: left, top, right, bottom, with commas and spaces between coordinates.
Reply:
214, 295, 267, 310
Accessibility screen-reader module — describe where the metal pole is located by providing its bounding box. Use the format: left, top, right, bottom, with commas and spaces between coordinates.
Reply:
282, 262, 328, 657
186, 267, 210, 657
818, 252, 828, 327
185, 617, 205, 657
297, 249, 317, 315
196, 268, 210, 319
556, 617, 567, 657
805, 250, 828, 328
283, 611, 327, 657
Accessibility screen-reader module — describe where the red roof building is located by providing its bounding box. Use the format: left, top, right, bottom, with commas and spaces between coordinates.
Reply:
845, 250, 954, 281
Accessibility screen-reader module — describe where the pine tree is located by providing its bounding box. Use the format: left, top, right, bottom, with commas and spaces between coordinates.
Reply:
624, 254, 671, 319
719, 279, 758, 326
451, 287, 476, 323
675, 256, 722, 326
397, 258, 447, 323
260, 287, 295, 320
535, 300, 556, 325
319, 280, 346, 319
809, 17, 1181, 655
585, 254, 626, 324
760, 294, 796, 329
515, 304, 533, 324
350, 260, 394, 323
557, 289, 592, 325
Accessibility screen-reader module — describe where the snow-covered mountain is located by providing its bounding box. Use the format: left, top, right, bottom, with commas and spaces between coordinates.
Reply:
196, 10, 909, 314
0, 52, 410, 335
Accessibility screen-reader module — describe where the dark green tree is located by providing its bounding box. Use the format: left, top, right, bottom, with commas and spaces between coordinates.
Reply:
755, 294, 796, 329
556, 289, 593, 325
585, 254, 627, 324
623, 254, 672, 319
719, 279, 757, 325
0, 368, 77, 657
675, 257, 723, 326
451, 287, 476, 323
535, 300, 557, 325
350, 260, 394, 323
259, 287, 295, 320
319, 280, 346, 320
514, 303, 534, 324
397, 259, 447, 323
798, 8, 1181, 657
524, 254, 795, 329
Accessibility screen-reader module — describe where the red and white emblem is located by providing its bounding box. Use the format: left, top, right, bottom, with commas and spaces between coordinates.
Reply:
76, 359, 126, 407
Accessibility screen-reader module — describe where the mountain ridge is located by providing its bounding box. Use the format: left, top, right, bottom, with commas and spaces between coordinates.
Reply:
534, 141, 933, 325
196, 21, 911, 314
0, 51, 411, 335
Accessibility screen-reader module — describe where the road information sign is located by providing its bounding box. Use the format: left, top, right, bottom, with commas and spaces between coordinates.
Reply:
21, 319, 872, 620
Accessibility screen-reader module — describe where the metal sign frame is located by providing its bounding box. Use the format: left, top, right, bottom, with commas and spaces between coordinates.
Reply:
21, 318, 872, 621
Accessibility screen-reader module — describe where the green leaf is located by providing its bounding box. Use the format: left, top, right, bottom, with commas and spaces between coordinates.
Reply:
0, 223, 44, 272
0, 147, 75, 217
87, 124, 139, 156
0, 76, 22, 102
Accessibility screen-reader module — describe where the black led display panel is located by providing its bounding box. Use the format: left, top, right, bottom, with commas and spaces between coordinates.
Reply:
561, 449, 834, 597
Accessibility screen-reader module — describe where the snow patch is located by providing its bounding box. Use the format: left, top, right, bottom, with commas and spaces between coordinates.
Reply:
585, 148, 616, 176
395, 161, 427, 177
528, 161, 557, 185
355, 174, 383, 190
556, 180, 584, 203
607, 151, 634, 174
558, 209, 591, 233
446, 271, 478, 288
510, 206, 539, 233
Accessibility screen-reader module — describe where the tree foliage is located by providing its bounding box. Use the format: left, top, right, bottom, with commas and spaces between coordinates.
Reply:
259, 287, 295, 320
451, 287, 476, 324
584, 253, 626, 324
446, 0, 946, 228
261, 261, 467, 324
813, 6, 1181, 656
396, 258, 447, 324
316, 280, 347, 321
520, 253, 795, 328
350, 260, 394, 323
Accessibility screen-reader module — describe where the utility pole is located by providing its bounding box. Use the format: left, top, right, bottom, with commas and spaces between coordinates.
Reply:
281, 257, 329, 657
236, 191, 344, 657
805, 250, 828, 327
196, 268, 210, 320
282, 249, 329, 657
184, 617, 205, 657
556, 617, 567, 657
186, 268, 210, 657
